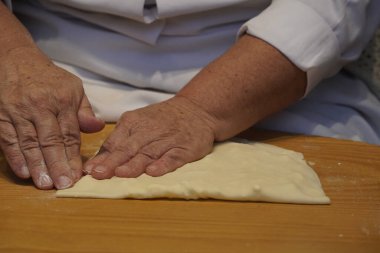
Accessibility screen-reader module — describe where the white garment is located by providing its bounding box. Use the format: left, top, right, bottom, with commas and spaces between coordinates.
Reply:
14, 0, 380, 93
240, 0, 380, 93
56, 61, 380, 145
257, 72, 380, 144
14, 0, 258, 93
12, 0, 380, 144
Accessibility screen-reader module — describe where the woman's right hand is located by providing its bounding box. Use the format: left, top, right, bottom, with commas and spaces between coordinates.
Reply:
0, 47, 104, 189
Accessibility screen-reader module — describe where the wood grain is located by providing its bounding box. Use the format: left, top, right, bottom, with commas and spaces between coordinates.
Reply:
0, 125, 379, 253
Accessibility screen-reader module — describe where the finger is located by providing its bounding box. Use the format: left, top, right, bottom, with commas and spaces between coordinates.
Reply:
90, 134, 157, 179
33, 112, 73, 189
57, 110, 82, 182
115, 153, 154, 178
145, 148, 192, 177
13, 119, 54, 189
113, 140, 173, 177
90, 149, 127, 180
78, 94, 105, 133
87, 126, 142, 179
0, 121, 30, 179
83, 150, 109, 175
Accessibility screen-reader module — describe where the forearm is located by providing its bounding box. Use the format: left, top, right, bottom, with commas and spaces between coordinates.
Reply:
177, 35, 306, 141
0, 2, 40, 58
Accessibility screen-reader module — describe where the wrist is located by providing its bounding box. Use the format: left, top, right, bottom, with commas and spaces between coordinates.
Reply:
168, 95, 219, 142
175, 94, 246, 142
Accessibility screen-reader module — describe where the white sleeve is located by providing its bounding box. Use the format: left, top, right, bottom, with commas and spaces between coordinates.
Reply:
239, 0, 380, 94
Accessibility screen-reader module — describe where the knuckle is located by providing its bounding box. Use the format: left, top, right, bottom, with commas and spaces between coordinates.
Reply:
124, 148, 137, 158
101, 139, 116, 152
101, 140, 135, 158
60, 75, 83, 101
1, 100, 32, 118
28, 158, 45, 171
63, 133, 80, 147
39, 133, 64, 148
47, 159, 66, 169
60, 123, 80, 147
26, 91, 51, 109
140, 151, 160, 160
0, 131, 18, 147
19, 139, 40, 151
4, 148, 23, 163
18, 134, 40, 151
166, 149, 187, 162
140, 146, 164, 160
56, 94, 75, 107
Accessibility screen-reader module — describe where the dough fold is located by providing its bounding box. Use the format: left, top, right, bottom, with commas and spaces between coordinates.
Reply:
56, 142, 330, 204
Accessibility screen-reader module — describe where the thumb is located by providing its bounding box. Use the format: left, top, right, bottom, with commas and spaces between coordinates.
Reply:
78, 94, 105, 133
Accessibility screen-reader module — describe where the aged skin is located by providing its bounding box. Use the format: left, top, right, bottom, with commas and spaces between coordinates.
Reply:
86, 36, 306, 180
0, 3, 306, 188
0, 3, 104, 189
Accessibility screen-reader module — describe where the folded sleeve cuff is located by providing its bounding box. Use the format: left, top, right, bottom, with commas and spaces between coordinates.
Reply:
238, 0, 341, 95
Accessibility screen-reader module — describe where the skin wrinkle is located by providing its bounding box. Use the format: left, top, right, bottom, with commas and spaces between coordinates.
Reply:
0, 28, 103, 188
0, 129, 18, 147
115, 153, 154, 177
16, 127, 40, 151
178, 36, 306, 141
139, 145, 166, 160
0, 2, 307, 188
2, 46, 102, 188
87, 96, 215, 179
100, 140, 137, 158
58, 117, 81, 145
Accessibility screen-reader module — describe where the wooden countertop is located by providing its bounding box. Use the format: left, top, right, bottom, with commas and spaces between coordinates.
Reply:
0, 125, 379, 253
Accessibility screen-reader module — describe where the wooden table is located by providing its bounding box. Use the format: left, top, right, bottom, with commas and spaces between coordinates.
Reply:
0, 125, 379, 253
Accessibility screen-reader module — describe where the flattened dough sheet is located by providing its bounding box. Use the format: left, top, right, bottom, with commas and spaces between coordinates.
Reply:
57, 142, 330, 204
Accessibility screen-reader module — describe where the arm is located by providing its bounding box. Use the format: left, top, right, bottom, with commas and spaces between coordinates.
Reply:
0, 2, 37, 56
84, 0, 377, 179
85, 34, 306, 179
0, 3, 104, 189
178, 35, 306, 141
242, 0, 380, 93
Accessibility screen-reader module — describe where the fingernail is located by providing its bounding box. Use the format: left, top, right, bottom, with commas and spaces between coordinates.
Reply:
93, 165, 107, 174
38, 173, 53, 188
56, 176, 73, 189
83, 164, 94, 175
19, 165, 30, 178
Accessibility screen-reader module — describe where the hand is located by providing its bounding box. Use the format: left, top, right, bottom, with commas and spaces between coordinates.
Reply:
0, 48, 104, 189
84, 96, 217, 179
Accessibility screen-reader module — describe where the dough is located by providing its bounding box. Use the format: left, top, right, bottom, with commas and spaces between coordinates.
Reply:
56, 142, 330, 204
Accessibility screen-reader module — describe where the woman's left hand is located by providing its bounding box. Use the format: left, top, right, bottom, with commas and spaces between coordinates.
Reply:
84, 96, 217, 178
